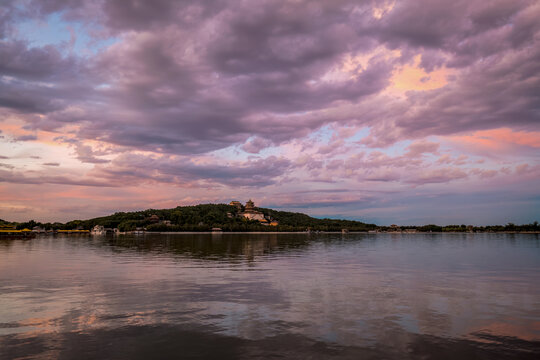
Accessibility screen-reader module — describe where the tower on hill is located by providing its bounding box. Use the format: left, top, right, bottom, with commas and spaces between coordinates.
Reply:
229, 201, 242, 210
239, 199, 265, 221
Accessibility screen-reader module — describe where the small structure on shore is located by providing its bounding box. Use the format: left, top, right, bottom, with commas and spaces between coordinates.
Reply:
32, 226, 45, 233
91, 225, 106, 235
0, 225, 35, 238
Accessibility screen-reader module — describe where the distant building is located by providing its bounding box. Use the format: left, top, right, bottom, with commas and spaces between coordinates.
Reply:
148, 214, 160, 223
389, 224, 401, 232
91, 225, 105, 235
32, 226, 45, 233
245, 199, 255, 211
240, 199, 266, 221
229, 201, 242, 210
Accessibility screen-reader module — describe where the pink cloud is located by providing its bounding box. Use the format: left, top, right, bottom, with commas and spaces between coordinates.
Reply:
470, 168, 498, 178
406, 168, 468, 185
449, 128, 540, 155
404, 140, 440, 157
241, 137, 273, 154
0, 0, 538, 225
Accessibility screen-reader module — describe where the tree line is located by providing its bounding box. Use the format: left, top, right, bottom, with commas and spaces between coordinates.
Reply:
3, 206, 538, 233
4, 204, 377, 232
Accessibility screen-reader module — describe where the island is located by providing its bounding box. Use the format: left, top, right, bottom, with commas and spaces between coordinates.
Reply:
1, 200, 538, 235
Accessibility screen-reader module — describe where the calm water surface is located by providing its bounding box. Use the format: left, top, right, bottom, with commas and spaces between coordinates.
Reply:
1, 233, 539, 359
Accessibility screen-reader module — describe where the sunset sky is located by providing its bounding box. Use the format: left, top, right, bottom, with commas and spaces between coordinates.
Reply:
0, 0, 539, 225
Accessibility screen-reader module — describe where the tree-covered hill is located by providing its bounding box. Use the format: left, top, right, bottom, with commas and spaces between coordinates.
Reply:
9, 205, 537, 232
16, 203, 377, 232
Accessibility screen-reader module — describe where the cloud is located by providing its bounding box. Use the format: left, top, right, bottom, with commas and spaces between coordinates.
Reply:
406, 168, 468, 185
74, 143, 110, 164
14, 134, 37, 141
43, 162, 60, 166
405, 141, 440, 158
0, 169, 117, 187
0, 40, 78, 81
241, 137, 273, 154
0, 163, 15, 169
92, 154, 292, 187
2, 0, 538, 153
0, 0, 538, 224
470, 168, 498, 179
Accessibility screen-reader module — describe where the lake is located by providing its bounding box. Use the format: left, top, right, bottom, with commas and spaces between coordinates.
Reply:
1, 233, 539, 359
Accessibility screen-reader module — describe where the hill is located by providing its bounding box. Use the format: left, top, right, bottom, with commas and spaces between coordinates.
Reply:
26, 203, 377, 232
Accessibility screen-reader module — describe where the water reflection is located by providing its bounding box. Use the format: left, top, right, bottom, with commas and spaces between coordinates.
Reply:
1, 233, 539, 359
102, 233, 311, 260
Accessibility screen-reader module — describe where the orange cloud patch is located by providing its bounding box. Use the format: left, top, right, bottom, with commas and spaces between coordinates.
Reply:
391, 55, 451, 91
451, 128, 540, 150
372, 1, 395, 19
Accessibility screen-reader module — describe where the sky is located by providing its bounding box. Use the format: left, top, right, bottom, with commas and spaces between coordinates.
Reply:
0, 0, 539, 225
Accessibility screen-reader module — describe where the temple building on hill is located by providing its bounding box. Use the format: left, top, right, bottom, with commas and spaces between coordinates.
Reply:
241, 199, 266, 221
231, 199, 278, 225
229, 201, 242, 210
240, 199, 266, 221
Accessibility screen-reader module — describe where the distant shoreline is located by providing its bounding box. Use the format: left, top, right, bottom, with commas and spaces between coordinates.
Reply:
5, 230, 539, 238
135, 231, 540, 235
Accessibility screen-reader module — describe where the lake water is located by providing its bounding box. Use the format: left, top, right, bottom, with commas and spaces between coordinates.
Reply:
1, 233, 539, 359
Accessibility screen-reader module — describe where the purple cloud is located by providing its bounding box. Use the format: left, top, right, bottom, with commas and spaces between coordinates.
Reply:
91, 154, 292, 187
14, 134, 37, 141
0, 0, 538, 224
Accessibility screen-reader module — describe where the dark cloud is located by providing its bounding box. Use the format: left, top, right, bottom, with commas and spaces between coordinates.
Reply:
0, 40, 78, 81
93, 154, 292, 187
369, 0, 535, 67
0, 80, 65, 114
101, 0, 224, 32
14, 134, 37, 142
43, 162, 60, 166
1, 0, 538, 156
0, 169, 118, 187
0, 40, 95, 120
242, 137, 273, 154
74, 144, 110, 164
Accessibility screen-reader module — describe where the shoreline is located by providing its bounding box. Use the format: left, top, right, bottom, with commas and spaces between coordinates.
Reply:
7, 231, 539, 238
133, 231, 540, 235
